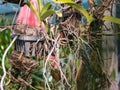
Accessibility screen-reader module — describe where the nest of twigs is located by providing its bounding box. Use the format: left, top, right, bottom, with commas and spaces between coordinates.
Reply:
9, 51, 39, 72
59, 6, 82, 41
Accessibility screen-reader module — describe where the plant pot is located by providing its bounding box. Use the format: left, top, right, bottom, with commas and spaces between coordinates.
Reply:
12, 25, 45, 57
13, 34, 45, 56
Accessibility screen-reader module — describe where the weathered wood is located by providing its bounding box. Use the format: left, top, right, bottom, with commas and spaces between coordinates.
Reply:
102, 2, 118, 89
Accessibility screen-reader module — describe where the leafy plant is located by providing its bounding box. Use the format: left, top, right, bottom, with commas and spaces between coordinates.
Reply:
103, 16, 120, 24
1, 0, 120, 90
53, 0, 120, 25
53, 0, 94, 23
27, 0, 62, 24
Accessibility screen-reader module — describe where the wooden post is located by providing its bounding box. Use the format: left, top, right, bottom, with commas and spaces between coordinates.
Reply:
102, 3, 118, 90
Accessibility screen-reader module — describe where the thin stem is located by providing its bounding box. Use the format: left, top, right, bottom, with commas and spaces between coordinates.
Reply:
43, 34, 60, 90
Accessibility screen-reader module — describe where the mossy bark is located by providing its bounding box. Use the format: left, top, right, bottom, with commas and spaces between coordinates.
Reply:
77, 3, 118, 90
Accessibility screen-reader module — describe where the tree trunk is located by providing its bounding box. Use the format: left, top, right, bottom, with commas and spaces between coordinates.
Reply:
102, 3, 118, 90
77, 1, 118, 90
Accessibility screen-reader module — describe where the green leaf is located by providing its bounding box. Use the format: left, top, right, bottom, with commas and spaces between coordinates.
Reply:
110, 70, 116, 79
53, 0, 73, 3
27, 1, 40, 23
38, 0, 43, 12
53, 0, 94, 23
55, 10, 62, 17
81, 25, 86, 32
27, 1, 61, 23
40, 10, 62, 21
32, 74, 44, 81
40, 2, 52, 18
103, 16, 120, 24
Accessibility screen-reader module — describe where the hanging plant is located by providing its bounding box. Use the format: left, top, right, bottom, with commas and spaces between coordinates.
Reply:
27, 0, 62, 26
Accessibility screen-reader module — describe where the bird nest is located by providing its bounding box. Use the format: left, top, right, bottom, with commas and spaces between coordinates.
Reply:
9, 51, 39, 72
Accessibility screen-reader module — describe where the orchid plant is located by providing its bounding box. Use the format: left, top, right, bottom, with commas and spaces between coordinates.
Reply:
1, 0, 120, 90
27, 0, 62, 29
53, 0, 120, 25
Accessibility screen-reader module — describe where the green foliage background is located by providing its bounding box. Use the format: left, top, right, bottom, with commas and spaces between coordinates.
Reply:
0, 16, 13, 73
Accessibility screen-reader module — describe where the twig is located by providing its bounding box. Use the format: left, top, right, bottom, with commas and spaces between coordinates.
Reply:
0, 36, 18, 90
43, 34, 60, 90
79, 37, 91, 48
